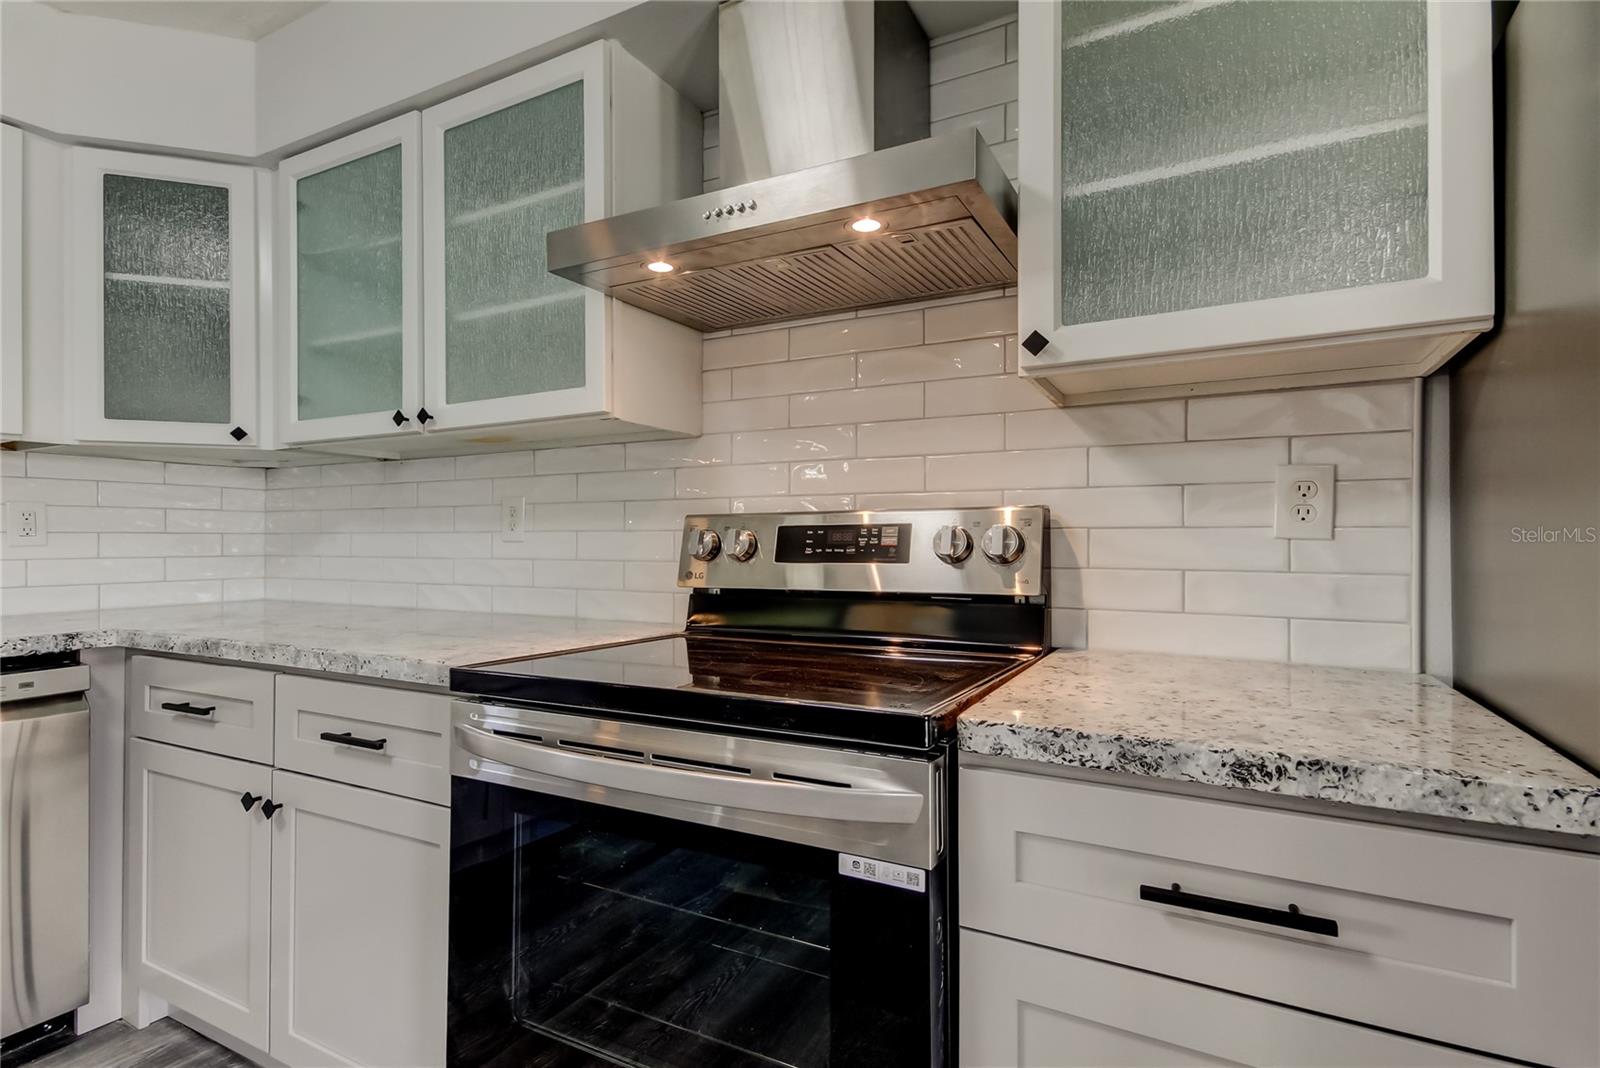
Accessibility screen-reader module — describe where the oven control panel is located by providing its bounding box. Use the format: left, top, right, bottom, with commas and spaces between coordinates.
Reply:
678, 506, 1049, 598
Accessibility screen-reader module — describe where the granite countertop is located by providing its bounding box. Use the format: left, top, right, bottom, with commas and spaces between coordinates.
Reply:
0, 600, 673, 687
959, 650, 1600, 839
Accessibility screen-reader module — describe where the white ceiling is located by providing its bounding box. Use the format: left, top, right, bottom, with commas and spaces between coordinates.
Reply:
42, 1, 324, 41
906, 0, 1016, 40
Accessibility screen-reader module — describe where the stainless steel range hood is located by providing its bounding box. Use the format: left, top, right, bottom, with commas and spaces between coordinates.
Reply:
547, 0, 1018, 334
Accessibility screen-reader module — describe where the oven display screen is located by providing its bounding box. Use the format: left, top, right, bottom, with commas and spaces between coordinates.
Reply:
775, 524, 910, 563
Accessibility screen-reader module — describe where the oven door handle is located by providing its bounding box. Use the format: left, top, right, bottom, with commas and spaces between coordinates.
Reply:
454, 722, 925, 825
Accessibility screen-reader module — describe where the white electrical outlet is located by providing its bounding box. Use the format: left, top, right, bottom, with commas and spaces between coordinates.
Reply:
499, 497, 527, 542
1273, 465, 1334, 540
5, 502, 48, 547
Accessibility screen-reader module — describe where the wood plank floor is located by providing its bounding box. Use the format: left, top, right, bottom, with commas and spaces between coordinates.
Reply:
24, 1019, 252, 1068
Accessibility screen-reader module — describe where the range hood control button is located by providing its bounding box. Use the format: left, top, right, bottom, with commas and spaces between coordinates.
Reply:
981, 524, 1024, 565
932, 525, 973, 564
729, 529, 759, 561
690, 529, 722, 561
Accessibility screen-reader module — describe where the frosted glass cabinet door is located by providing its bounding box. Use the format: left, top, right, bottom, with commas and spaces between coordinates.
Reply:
422, 43, 609, 430
279, 114, 422, 444
70, 148, 258, 445
1016, 1, 1492, 367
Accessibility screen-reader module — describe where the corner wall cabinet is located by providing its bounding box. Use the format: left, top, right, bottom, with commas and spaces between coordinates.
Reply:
1015, 0, 1494, 405
280, 40, 702, 453
125, 657, 450, 1068
278, 114, 422, 445
69, 147, 261, 445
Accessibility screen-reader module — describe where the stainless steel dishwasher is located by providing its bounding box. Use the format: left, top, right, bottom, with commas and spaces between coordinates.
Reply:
1, 655, 91, 1055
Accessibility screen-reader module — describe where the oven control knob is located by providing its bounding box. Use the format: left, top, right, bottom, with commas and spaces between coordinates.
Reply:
981, 524, 1024, 564
729, 529, 759, 561
689, 528, 721, 561
932, 525, 973, 564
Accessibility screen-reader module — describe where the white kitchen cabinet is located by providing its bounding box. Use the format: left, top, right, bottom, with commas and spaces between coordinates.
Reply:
408, 40, 701, 448
1015, 0, 1494, 404
125, 739, 272, 1050
960, 930, 1503, 1067
268, 769, 448, 1068
278, 114, 422, 445
2, 123, 22, 440
69, 147, 261, 446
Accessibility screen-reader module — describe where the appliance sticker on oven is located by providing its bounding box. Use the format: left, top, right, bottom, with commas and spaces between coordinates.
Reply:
838, 853, 926, 893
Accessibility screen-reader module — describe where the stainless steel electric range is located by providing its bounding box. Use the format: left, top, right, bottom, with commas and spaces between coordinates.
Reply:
446, 506, 1050, 1068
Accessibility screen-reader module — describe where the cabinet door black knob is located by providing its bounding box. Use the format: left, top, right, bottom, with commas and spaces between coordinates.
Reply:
392, 410, 410, 427
261, 799, 283, 819
416, 407, 433, 425
240, 792, 262, 811
1021, 331, 1050, 357
229, 426, 248, 441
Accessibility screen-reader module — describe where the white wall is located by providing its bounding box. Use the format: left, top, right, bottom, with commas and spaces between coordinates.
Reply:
0, 3, 257, 158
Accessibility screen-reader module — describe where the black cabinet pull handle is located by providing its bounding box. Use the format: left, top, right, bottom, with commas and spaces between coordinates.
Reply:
392, 409, 410, 427
1139, 883, 1338, 938
415, 407, 433, 425
240, 792, 262, 811
161, 701, 216, 717
230, 426, 248, 441
319, 730, 387, 752
261, 799, 282, 819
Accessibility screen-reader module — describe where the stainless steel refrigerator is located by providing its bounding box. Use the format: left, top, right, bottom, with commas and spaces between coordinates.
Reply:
1449, 0, 1600, 770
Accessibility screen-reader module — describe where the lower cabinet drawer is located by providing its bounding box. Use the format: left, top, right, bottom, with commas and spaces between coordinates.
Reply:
129, 655, 276, 764
960, 930, 1504, 1067
960, 767, 1600, 1067
274, 675, 450, 804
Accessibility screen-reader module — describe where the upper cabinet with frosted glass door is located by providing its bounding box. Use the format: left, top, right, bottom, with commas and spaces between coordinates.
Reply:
417, 41, 702, 441
279, 115, 422, 445
1015, 1, 1493, 405
70, 148, 261, 445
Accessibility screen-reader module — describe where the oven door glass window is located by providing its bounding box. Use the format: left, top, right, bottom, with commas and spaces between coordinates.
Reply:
449, 778, 945, 1068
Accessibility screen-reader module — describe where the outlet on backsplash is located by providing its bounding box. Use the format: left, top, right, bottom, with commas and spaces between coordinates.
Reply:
4, 502, 47, 547
1273, 465, 1335, 540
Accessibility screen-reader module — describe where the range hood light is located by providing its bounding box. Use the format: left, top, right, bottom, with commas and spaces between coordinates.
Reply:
645, 260, 675, 274
850, 218, 884, 233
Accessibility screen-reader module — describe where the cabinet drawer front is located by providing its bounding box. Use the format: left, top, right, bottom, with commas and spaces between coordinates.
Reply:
960, 768, 1600, 1066
960, 930, 1503, 1068
128, 655, 275, 763
274, 675, 449, 803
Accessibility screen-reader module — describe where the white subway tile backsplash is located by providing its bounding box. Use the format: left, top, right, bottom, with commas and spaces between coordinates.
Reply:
927, 448, 1087, 491
164, 509, 263, 534
451, 453, 535, 480
26, 454, 163, 483
165, 556, 265, 581
930, 62, 1018, 122
1090, 528, 1287, 571
731, 354, 855, 399
1183, 483, 1273, 527
535, 559, 625, 589
733, 495, 854, 513
221, 488, 266, 511
703, 397, 792, 433
3, 585, 99, 614
857, 338, 1005, 386
101, 580, 221, 609
99, 533, 221, 557
290, 533, 351, 556
577, 590, 677, 624
1291, 620, 1412, 671
626, 436, 730, 470
858, 415, 1003, 458
790, 384, 923, 427
677, 463, 788, 499
626, 499, 730, 531
703, 330, 788, 369
419, 480, 493, 507
1186, 571, 1409, 622
1006, 402, 1185, 449
164, 464, 267, 489
49, 506, 163, 532
579, 470, 675, 502
1017, 486, 1183, 528
855, 491, 996, 510
791, 458, 924, 494
1290, 431, 1413, 479
493, 587, 579, 616
98, 483, 221, 510
266, 466, 323, 488
1089, 438, 1288, 487
733, 426, 856, 464
536, 445, 626, 475
1088, 610, 1288, 660
347, 581, 416, 608
702, 370, 732, 403
1291, 528, 1412, 574
28, 558, 163, 586
1052, 569, 1184, 612
1188, 383, 1412, 440
325, 556, 453, 584
351, 483, 419, 509
1337, 480, 1412, 527
532, 502, 624, 531
924, 374, 1053, 417
386, 458, 457, 483
922, 296, 1015, 343
0, 533, 99, 560
1, 479, 100, 506
416, 533, 490, 558
382, 507, 455, 533
491, 475, 578, 503
930, 24, 1005, 81
453, 505, 501, 532
790, 311, 921, 357
578, 532, 677, 562
930, 105, 1006, 143
417, 584, 493, 613
320, 460, 390, 485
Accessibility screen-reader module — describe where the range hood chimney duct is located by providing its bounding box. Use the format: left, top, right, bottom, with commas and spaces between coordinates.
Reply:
718, 0, 930, 185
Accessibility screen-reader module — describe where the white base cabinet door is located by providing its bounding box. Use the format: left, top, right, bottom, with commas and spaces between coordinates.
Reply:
126, 739, 272, 1050
960, 931, 1502, 1068
268, 769, 449, 1068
